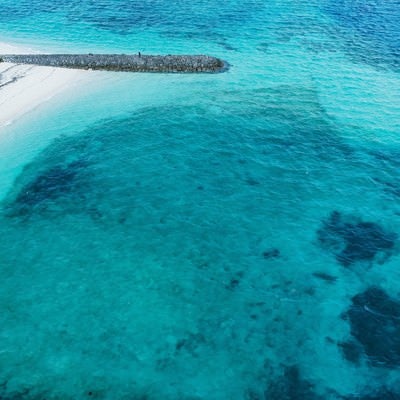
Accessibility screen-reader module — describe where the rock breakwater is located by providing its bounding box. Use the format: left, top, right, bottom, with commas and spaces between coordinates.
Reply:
0, 54, 226, 73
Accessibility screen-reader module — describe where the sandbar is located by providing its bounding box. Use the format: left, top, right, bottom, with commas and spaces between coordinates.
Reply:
0, 41, 91, 127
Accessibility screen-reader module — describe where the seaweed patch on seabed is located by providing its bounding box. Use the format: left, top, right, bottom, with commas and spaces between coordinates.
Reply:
317, 211, 397, 267
340, 287, 400, 368
3, 159, 89, 218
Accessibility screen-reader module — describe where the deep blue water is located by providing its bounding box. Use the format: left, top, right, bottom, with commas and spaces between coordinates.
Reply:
0, 1, 400, 399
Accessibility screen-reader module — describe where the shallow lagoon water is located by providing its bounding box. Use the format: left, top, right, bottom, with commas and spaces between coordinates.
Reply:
1, 1, 400, 399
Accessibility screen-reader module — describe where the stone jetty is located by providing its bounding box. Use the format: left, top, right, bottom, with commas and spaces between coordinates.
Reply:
0, 54, 226, 73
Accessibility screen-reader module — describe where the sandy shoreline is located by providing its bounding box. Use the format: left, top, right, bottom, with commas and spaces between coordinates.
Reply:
0, 41, 91, 127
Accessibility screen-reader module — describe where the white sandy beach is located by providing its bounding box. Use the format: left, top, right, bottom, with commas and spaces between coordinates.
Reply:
0, 41, 91, 127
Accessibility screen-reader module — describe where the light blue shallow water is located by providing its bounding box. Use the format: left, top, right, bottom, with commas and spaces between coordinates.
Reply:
1, 1, 400, 399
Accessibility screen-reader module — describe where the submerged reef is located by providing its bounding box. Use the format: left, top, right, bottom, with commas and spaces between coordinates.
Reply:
342, 287, 400, 368
313, 271, 338, 283
247, 366, 324, 400
262, 248, 280, 260
265, 366, 323, 400
0, 88, 397, 399
4, 159, 88, 217
317, 211, 396, 267
343, 387, 400, 400
0, 54, 226, 73
312, 272, 337, 283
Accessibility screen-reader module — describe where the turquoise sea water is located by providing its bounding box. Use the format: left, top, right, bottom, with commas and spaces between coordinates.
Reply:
1, 1, 400, 399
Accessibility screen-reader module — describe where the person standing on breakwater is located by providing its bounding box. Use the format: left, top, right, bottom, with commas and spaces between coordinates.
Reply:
138, 51, 141, 58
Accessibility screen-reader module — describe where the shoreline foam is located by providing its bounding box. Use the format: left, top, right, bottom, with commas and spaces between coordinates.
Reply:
0, 41, 91, 127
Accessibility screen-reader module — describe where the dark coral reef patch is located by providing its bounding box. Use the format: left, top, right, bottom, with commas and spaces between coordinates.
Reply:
342, 287, 400, 368
344, 387, 400, 400
4, 159, 88, 218
262, 248, 280, 260
317, 211, 396, 267
312, 271, 337, 283
247, 365, 324, 400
